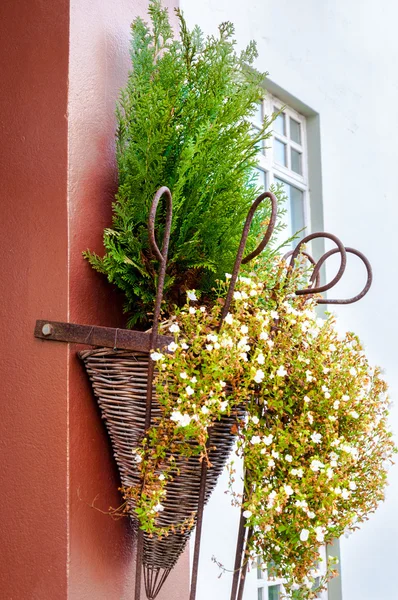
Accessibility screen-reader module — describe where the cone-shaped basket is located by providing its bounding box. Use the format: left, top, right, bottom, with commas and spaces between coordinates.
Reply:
79, 347, 242, 599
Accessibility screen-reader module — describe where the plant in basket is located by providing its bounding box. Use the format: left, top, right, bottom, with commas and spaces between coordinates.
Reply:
77, 2, 396, 600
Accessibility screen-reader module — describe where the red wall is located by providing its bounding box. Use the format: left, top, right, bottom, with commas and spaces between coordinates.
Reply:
0, 0, 70, 597
0, 0, 189, 598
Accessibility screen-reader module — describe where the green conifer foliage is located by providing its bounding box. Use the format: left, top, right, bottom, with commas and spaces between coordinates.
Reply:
84, 0, 276, 326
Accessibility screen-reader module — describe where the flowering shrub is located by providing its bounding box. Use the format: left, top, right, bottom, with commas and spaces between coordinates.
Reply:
124, 259, 396, 598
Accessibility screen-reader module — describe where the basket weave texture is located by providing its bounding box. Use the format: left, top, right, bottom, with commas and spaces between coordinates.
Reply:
79, 347, 241, 596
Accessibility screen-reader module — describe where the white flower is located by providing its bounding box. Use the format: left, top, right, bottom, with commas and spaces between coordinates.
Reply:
201, 406, 209, 415
251, 416, 259, 425
187, 290, 197, 302
341, 489, 351, 500
240, 325, 249, 334
199, 306, 206, 312
285, 454, 293, 463
329, 344, 337, 352
296, 468, 304, 478
186, 386, 195, 396
333, 400, 340, 410
305, 370, 314, 382
220, 380, 226, 388
167, 342, 178, 352
181, 342, 189, 350
206, 344, 213, 351
324, 391, 331, 399
240, 352, 248, 361
270, 310, 279, 320
349, 481, 357, 491
323, 367, 330, 374
264, 434, 273, 446
349, 367, 357, 376
206, 334, 218, 343
169, 324, 180, 333
311, 432, 322, 444
259, 331, 269, 340
268, 459, 275, 467
329, 416, 337, 422
276, 366, 287, 377
225, 273, 232, 279
257, 353, 265, 365
224, 312, 234, 325
158, 473, 165, 481
271, 450, 279, 459
254, 369, 265, 383
350, 410, 359, 419
308, 511, 315, 519
267, 339, 274, 349
334, 487, 342, 495
154, 503, 164, 512
307, 413, 314, 425
304, 395, 311, 403
284, 484, 294, 496
300, 529, 310, 542
295, 499, 307, 509
233, 291, 242, 300
180, 372, 188, 379
342, 394, 350, 401
310, 459, 324, 472
219, 400, 229, 412
242, 510, 252, 519
134, 454, 143, 464
315, 526, 325, 543
189, 307, 196, 315
251, 435, 261, 445
190, 376, 197, 383
150, 352, 164, 361
170, 411, 192, 427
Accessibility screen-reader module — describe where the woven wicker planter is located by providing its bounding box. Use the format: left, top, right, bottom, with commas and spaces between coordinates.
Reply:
80, 347, 241, 599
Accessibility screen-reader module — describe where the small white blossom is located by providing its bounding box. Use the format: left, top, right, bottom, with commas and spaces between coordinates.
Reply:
180, 372, 188, 379
187, 290, 197, 302
186, 386, 195, 396
254, 369, 265, 383
201, 406, 209, 415
206, 344, 213, 351
349, 367, 357, 376
333, 400, 340, 410
181, 342, 189, 350
240, 325, 249, 334
259, 331, 269, 340
264, 434, 273, 446
189, 307, 196, 315
224, 312, 233, 325
341, 489, 351, 500
225, 273, 232, 279
158, 473, 165, 481
154, 503, 164, 512
199, 306, 206, 312
257, 353, 265, 365
150, 352, 164, 361
350, 410, 359, 419
304, 395, 311, 403
270, 310, 279, 320
349, 481, 357, 491
308, 511, 315, 519
276, 365, 288, 377
300, 529, 310, 542
251, 435, 262, 445
268, 459, 275, 467
311, 432, 322, 444
315, 526, 325, 543
305, 370, 314, 382
284, 484, 294, 496
169, 324, 180, 333
271, 450, 279, 459
310, 459, 324, 472
251, 416, 259, 425
329, 344, 337, 352
233, 291, 242, 300
285, 454, 293, 463
167, 342, 178, 352
295, 499, 308, 509
134, 454, 143, 464
242, 510, 252, 519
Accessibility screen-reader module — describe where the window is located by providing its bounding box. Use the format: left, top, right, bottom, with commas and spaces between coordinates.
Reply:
252, 94, 309, 246
253, 548, 329, 600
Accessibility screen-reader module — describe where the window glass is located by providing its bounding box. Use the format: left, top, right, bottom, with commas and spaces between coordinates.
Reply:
274, 139, 287, 166
254, 168, 267, 191
258, 587, 264, 600
291, 148, 302, 174
273, 109, 286, 136
275, 177, 305, 241
268, 584, 280, 600
290, 117, 301, 144
254, 102, 264, 126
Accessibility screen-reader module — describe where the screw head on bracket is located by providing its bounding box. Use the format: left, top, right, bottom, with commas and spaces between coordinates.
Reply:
41, 323, 53, 337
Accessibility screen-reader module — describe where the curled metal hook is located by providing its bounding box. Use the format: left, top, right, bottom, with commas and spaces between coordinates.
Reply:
310, 246, 372, 304
282, 249, 321, 289
288, 232, 347, 295
220, 191, 278, 324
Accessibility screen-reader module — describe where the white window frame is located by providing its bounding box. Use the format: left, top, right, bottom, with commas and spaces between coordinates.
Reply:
254, 546, 329, 600
252, 94, 311, 243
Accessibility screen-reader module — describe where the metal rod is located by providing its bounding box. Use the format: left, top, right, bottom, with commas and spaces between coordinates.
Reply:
34, 320, 173, 352
135, 187, 173, 600
230, 507, 247, 600
189, 451, 209, 600
220, 191, 278, 324
236, 528, 253, 600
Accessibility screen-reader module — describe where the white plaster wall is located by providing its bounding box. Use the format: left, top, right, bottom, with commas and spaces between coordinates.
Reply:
180, 1, 398, 599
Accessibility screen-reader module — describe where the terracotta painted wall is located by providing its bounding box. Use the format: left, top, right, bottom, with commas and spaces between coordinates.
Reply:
0, 0, 189, 598
0, 0, 70, 598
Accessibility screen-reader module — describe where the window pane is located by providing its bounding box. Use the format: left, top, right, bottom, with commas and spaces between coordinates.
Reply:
274, 139, 287, 166
258, 587, 264, 600
257, 556, 264, 579
291, 148, 302, 175
254, 102, 263, 125
275, 177, 305, 242
290, 117, 301, 144
252, 127, 265, 154
254, 168, 267, 191
268, 584, 280, 600
273, 108, 285, 136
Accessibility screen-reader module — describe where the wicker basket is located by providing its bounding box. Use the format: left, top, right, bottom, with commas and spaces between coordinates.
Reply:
79, 347, 241, 599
